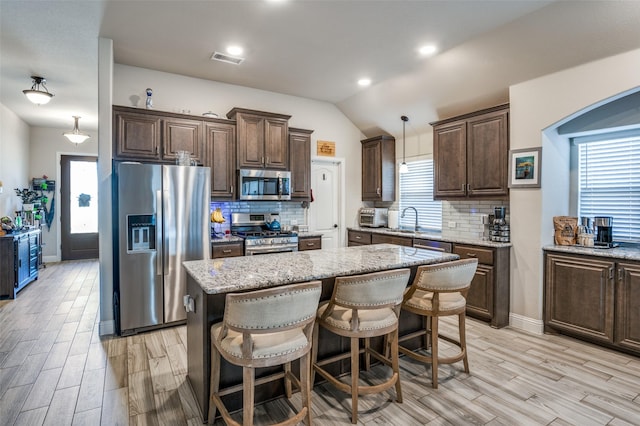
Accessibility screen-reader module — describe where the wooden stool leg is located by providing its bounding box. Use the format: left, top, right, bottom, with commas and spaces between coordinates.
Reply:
460, 313, 469, 373
424, 316, 431, 350
350, 336, 359, 424
208, 343, 221, 425
311, 322, 319, 387
243, 366, 255, 426
364, 337, 371, 371
300, 352, 312, 426
284, 362, 292, 398
431, 316, 439, 389
391, 328, 402, 403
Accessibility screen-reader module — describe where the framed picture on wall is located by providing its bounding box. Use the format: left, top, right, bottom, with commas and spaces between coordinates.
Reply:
509, 147, 541, 188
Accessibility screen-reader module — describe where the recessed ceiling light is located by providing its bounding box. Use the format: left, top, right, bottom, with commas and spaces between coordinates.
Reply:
418, 45, 437, 56
226, 45, 244, 56
358, 78, 371, 87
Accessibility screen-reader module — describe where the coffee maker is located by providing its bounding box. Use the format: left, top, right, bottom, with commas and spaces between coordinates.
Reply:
594, 216, 614, 247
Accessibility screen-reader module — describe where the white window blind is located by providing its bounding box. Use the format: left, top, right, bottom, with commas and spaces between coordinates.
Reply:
578, 136, 640, 243
399, 159, 442, 231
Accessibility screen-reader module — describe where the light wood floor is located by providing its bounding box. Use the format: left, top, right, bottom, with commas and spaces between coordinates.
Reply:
1, 260, 639, 425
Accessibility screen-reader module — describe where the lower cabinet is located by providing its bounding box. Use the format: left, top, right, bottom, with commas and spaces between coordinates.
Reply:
347, 230, 372, 246
371, 233, 413, 247
545, 252, 640, 355
298, 236, 322, 251
212, 242, 244, 259
0, 229, 40, 299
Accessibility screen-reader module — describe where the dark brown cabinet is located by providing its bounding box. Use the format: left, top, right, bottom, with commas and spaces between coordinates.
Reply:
203, 122, 236, 199
0, 229, 40, 299
211, 242, 244, 259
453, 244, 510, 328
347, 230, 372, 246
298, 236, 322, 251
113, 106, 206, 164
227, 108, 291, 170
371, 233, 412, 247
361, 135, 396, 201
431, 104, 509, 199
289, 127, 313, 200
544, 252, 640, 355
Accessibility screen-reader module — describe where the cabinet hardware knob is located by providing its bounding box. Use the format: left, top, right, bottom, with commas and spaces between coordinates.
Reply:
222, 249, 231, 254
355, 236, 361, 239
230, 185, 233, 194
261, 156, 265, 164
307, 242, 314, 246
376, 187, 381, 195
466, 253, 477, 257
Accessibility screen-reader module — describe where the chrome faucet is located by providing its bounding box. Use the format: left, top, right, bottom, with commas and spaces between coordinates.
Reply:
401, 207, 419, 231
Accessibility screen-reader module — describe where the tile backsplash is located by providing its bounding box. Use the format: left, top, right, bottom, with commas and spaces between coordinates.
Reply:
442, 200, 509, 240
210, 201, 306, 233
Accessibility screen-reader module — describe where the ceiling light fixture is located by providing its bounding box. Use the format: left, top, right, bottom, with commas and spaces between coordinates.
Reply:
23, 76, 54, 105
400, 115, 409, 174
226, 45, 244, 56
358, 78, 371, 87
63, 116, 91, 144
418, 45, 437, 56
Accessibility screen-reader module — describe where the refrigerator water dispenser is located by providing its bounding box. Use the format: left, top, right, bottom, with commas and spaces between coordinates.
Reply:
127, 214, 156, 252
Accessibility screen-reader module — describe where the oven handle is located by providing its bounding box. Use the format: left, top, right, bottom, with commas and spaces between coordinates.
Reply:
278, 177, 283, 199
246, 245, 299, 255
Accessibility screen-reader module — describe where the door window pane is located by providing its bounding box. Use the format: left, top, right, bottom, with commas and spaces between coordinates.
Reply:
70, 160, 98, 234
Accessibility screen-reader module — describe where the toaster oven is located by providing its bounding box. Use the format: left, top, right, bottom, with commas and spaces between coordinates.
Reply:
359, 208, 388, 228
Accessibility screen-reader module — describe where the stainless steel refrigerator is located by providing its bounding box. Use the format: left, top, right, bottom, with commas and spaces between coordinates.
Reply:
115, 163, 210, 335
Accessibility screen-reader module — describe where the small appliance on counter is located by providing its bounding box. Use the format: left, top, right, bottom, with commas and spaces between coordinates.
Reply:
576, 216, 594, 247
358, 207, 388, 228
489, 206, 510, 243
594, 216, 617, 248
387, 210, 399, 229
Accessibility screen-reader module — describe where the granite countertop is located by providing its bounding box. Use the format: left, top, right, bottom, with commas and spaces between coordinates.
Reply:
0, 227, 41, 238
183, 243, 459, 295
543, 244, 640, 261
210, 235, 244, 244
347, 227, 512, 248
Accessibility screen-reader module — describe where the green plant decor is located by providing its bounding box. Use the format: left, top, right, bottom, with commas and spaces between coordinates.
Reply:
14, 188, 42, 204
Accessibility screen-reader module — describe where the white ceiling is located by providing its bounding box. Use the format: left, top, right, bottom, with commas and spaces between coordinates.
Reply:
2, 0, 640, 138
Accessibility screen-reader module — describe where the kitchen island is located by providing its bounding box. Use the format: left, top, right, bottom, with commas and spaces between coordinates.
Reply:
183, 243, 459, 421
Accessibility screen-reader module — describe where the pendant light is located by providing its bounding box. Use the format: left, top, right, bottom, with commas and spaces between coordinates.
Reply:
399, 115, 409, 173
23, 76, 54, 105
63, 116, 91, 144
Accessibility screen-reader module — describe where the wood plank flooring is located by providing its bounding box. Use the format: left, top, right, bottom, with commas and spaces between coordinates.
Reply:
1, 260, 639, 425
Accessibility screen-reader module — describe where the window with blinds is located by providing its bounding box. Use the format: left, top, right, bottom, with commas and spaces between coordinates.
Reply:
577, 134, 640, 243
399, 159, 442, 231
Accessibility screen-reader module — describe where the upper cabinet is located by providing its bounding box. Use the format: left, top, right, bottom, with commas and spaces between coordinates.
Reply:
431, 104, 509, 199
113, 106, 205, 164
226, 108, 291, 170
289, 127, 313, 200
203, 122, 236, 199
361, 135, 396, 202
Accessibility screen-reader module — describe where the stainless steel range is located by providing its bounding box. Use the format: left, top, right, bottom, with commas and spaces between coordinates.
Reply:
231, 212, 298, 255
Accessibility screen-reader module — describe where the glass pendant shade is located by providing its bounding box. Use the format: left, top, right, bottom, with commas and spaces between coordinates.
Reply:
63, 116, 91, 144
399, 162, 409, 173
23, 76, 54, 105
399, 115, 409, 174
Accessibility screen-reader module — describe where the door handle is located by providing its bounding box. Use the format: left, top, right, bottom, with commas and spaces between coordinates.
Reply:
333, 224, 338, 228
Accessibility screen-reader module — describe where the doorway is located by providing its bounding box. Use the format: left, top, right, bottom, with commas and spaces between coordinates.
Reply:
309, 158, 344, 248
60, 155, 99, 260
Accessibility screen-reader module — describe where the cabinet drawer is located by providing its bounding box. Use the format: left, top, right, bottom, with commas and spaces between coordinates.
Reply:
212, 243, 244, 258
371, 233, 413, 247
413, 239, 452, 253
453, 244, 494, 265
348, 231, 372, 245
298, 237, 322, 251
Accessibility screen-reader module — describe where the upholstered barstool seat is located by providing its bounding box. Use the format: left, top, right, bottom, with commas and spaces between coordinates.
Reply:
399, 258, 478, 389
208, 281, 322, 426
312, 268, 411, 424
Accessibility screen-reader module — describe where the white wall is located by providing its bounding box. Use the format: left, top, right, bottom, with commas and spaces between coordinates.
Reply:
29, 127, 98, 260
509, 48, 640, 332
0, 103, 30, 219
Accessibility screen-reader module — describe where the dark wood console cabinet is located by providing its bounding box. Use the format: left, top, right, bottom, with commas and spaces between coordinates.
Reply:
0, 229, 40, 299
544, 252, 640, 355
431, 104, 509, 199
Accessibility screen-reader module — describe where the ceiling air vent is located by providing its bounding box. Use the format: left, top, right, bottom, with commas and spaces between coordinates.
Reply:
211, 51, 244, 65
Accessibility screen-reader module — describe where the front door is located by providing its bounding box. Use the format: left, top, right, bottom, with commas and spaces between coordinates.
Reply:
60, 155, 99, 260
309, 159, 342, 248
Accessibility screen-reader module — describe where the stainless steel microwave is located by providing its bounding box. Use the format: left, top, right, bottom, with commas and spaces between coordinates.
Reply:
238, 169, 291, 201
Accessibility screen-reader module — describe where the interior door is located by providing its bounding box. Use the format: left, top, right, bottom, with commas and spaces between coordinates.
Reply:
309, 160, 341, 248
60, 155, 99, 260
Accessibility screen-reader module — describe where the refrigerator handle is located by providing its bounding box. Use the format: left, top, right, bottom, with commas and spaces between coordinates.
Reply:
162, 189, 170, 276
156, 190, 163, 275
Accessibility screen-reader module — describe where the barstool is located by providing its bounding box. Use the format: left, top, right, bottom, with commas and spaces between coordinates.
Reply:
208, 281, 322, 426
312, 268, 411, 424
399, 258, 478, 388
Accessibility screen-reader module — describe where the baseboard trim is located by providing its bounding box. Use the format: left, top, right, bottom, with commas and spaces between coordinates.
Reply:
99, 320, 115, 337
509, 313, 544, 335
43, 255, 60, 263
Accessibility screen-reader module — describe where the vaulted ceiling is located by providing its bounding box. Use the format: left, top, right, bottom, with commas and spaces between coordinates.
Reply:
2, 1, 640, 138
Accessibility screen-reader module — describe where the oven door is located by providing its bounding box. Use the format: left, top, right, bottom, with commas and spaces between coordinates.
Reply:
245, 243, 298, 255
